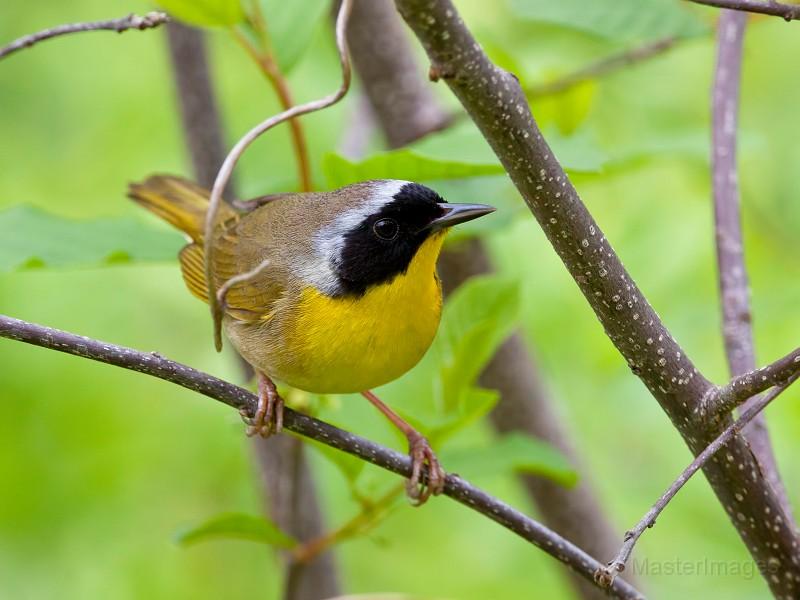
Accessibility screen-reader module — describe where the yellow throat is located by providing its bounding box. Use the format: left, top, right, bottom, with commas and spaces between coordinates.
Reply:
276, 231, 447, 393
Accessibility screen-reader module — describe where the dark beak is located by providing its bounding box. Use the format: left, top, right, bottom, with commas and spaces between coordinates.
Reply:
427, 202, 496, 232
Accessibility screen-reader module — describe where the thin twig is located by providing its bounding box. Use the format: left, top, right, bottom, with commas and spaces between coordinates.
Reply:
0, 12, 169, 60
292, 482, 405, 564
710, 9, 793, 519
686, 0, 800, 20
710, 347, 800, 417
204, 0, 353, 351
596, 375, 798, 588
0, 314, 643, 600
229, 27, 313, 192
526, 37, 677, 98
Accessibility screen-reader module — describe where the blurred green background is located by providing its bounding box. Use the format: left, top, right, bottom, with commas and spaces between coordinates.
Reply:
1, 0, 798, 598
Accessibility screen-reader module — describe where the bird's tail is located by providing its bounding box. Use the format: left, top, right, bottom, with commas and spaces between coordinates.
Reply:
127, 175, 234, 242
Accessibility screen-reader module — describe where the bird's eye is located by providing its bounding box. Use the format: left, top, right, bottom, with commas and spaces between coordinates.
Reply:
373, 218, 399, 241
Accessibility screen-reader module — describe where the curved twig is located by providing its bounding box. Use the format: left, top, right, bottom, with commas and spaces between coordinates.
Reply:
0, 12, 169, 60
204, 0, 354, 351
596, 375, 798, 588
0, 314, 644, 600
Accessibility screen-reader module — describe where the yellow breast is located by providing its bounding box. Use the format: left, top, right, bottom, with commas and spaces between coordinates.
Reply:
271, 232, 446, 393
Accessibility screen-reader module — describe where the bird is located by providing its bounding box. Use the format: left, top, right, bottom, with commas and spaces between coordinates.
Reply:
128, 175, 494, 503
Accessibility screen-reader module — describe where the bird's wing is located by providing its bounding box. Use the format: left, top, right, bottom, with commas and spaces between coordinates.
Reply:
178, 210, 287, 323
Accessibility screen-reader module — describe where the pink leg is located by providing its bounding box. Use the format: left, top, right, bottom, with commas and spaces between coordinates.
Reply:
241, 372, 284, 437
361, 390, 446, 505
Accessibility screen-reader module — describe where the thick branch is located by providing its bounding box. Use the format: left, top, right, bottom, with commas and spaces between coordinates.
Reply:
0, 314, 643, 600
526, 37, 677, 98
687, 0, 800, 20
346, 2, 628, 594
710, 9, 792, 519
394, 1, 800, 594
0, 12, 169, 60
598, 375, 798, 588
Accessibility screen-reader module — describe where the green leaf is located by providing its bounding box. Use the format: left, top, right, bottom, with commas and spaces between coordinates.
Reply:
509, 0, 707, 42
156, 0, 244, 27
442, 432, 578, 487
176, 512, 297, 548
259, 0, 330, 73
0, 205, 182, 272
430, 387, 500, 444
323, 122, 605, 190
435, 275, 520, 411
323, 150, 507, 190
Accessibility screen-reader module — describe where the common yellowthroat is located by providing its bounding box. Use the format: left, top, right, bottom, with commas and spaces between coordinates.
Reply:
128, 175, 494, 502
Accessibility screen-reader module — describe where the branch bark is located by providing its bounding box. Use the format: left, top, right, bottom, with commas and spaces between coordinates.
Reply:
393, 1, 800, 595
0, 314, 644, 600
0, 12, 169, 60
687, 0, 800, 20
709, 9, 792, 519
345, 3, 635, 596
165, 22, 340, 600
599, 375, 799, 587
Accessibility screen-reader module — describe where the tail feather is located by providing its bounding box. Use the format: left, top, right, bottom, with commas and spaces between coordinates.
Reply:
127, 174, 233, 243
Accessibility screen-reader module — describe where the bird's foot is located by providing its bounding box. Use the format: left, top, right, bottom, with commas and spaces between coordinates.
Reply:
241, 372, 284, 437
406, 432, 446, 506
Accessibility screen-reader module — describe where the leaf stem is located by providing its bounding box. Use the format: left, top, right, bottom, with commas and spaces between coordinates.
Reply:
229, 26, 312, 193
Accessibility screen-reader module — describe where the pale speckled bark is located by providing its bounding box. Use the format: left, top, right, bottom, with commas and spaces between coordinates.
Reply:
165, 23, 341, 600
710, 9, 793, 522
394, 1, 800, 596
345, 2, 633, 596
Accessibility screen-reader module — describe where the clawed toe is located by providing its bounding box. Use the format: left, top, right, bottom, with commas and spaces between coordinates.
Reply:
406, 433, 446, 506
242, 373, 284, 438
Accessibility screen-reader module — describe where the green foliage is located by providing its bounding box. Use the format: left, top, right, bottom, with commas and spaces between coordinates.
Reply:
443, 432, 578, 487
324, 121, 606, 190
508, 0, 707, 42
259, 0, 330, 73
435, 275, 520, 412
156, 0, 245, 26
306, 437, 366, 485
0, 205, 182, 271
323, 150, 505, 189
176, 512, 297, 548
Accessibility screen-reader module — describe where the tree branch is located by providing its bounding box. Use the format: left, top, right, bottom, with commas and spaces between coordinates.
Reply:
710, 347, 800, 416
345, 3, 631, 594
394, 0, 800, 594
710, 8, 792, 520
597, 374, 799, 588
0, 12, 169, 60
686, 0, 800, 21
0, 314, 644, 600
526, 37, 677, 98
